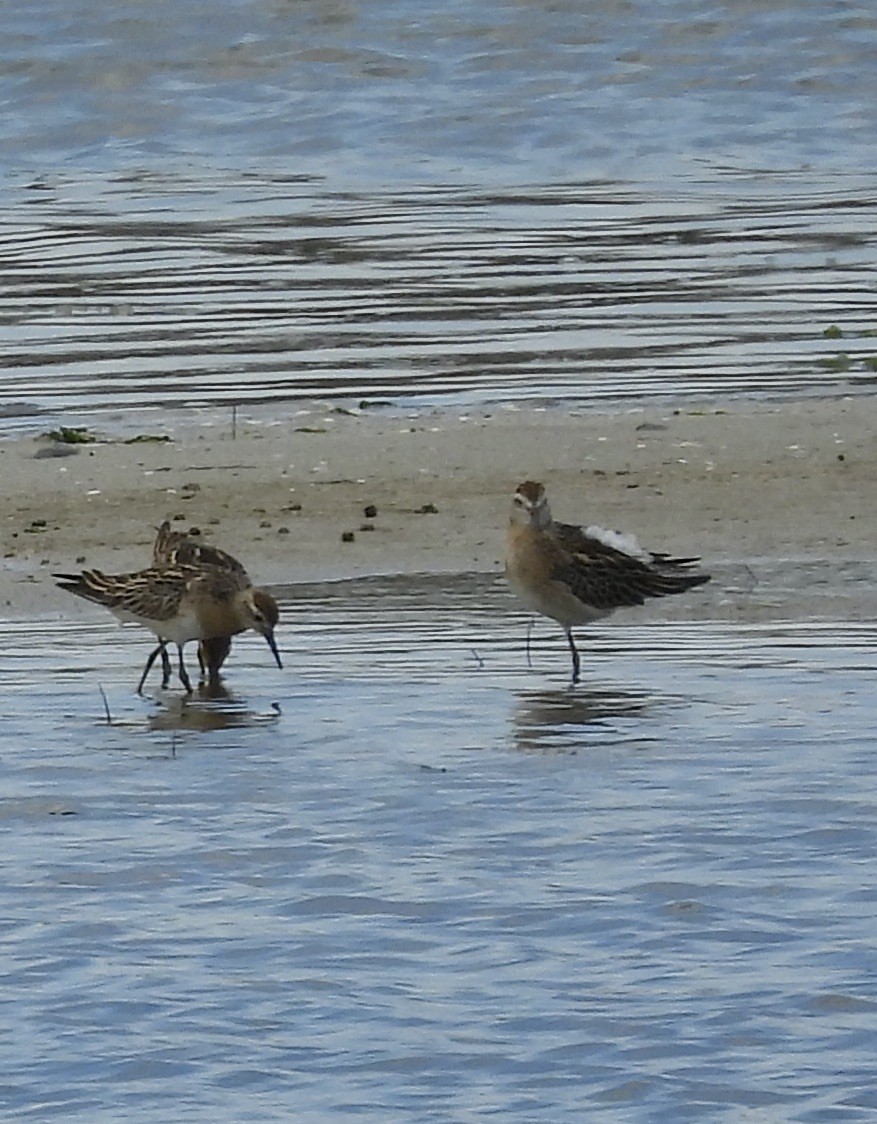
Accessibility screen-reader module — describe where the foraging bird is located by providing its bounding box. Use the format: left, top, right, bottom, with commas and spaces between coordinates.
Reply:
505, 480, 710, 681
55, 563, 282, 694
150, 521, 248, 687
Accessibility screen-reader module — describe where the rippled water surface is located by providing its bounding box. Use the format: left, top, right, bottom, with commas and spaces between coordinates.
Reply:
4, 8, 876, 1116
2, 575, 876, 1120
1, 0, 876, 426
1, 177, 875, 427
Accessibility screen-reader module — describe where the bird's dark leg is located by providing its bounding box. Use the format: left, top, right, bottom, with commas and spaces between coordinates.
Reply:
160, 644, 172, 688
525, 618, 534, 669
138, 642, 168, 694
176, 645, 193, 694
565, 628, 581, 683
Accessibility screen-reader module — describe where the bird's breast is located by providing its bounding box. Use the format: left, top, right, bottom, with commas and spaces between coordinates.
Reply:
506, 526, 611, 629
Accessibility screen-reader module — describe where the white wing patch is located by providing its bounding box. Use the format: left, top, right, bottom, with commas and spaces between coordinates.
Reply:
584, 524, 649, 561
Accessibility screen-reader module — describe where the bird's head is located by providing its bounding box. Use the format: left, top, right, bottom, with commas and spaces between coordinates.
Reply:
243, 588, 283, 668
510, 480, 551, 530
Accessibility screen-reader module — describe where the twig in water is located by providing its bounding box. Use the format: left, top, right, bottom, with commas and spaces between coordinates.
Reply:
98, 685, 113, 725
470, 648, 485, 670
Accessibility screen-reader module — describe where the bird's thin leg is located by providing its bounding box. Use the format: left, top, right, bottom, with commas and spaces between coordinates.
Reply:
160, 644, 172, 688
176, 645, 193, 694
525, 618, 534, 669
138, 642, 167, 694
565, 629, 581, 684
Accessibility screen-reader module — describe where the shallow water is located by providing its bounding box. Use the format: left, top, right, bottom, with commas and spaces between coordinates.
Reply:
2, 575, 876, 1120
1, 0, 877, 428
1, 176, 875, 430
4, 0, 876, 183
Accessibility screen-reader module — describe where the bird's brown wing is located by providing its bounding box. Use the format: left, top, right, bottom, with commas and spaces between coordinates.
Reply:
553, 520, 702, 571
550, 540, 709, 611
54, 566, 200, 620
153, 521, 248, 576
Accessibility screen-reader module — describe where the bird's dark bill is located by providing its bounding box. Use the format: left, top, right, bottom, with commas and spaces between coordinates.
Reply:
265, 633, 283, 669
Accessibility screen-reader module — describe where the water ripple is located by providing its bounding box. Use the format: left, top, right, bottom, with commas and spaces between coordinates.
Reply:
1, 179, 875, 431
0, 574, 875, 1119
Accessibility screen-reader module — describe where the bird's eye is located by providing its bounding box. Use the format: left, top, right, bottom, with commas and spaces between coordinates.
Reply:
513, 495, 523, 506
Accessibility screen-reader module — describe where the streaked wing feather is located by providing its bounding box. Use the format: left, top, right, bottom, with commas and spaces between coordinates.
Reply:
153, 522, 248, 576
113, 570, 189, 620
554, 519, 707, 575
551, 555, 649, 610
550, 547, 709, 611
56, 565, 215, 621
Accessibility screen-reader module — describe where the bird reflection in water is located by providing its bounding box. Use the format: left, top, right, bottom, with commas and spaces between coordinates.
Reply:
147, 690, 282, 735
511, 684, 653, 754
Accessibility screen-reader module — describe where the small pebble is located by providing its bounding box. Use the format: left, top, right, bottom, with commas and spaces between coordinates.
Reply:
363, 504, 378, 519
341, 531, 355, 543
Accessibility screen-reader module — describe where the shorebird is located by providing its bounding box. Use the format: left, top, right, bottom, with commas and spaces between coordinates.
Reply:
505, 480, 710, 682
55, 563, 282, 694
149, 521, 248, 688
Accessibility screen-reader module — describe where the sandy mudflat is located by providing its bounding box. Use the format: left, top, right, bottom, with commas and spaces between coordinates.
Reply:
2, 396, 875, 620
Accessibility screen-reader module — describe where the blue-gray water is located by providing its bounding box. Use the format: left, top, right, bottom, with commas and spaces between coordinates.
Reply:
3, 5, 877, 1119
2, 575, 877, 1121
1, 0, 876, 427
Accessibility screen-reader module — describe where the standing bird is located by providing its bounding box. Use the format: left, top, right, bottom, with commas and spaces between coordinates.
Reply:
151, 521, 249, 687
505, 480, 710, 682
55, 562, 282, 694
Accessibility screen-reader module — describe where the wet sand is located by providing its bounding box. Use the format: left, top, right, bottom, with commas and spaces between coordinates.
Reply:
2, 396, 874, 619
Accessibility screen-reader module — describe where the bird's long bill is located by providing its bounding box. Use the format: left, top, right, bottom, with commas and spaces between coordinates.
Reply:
264, 630, 283, 669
